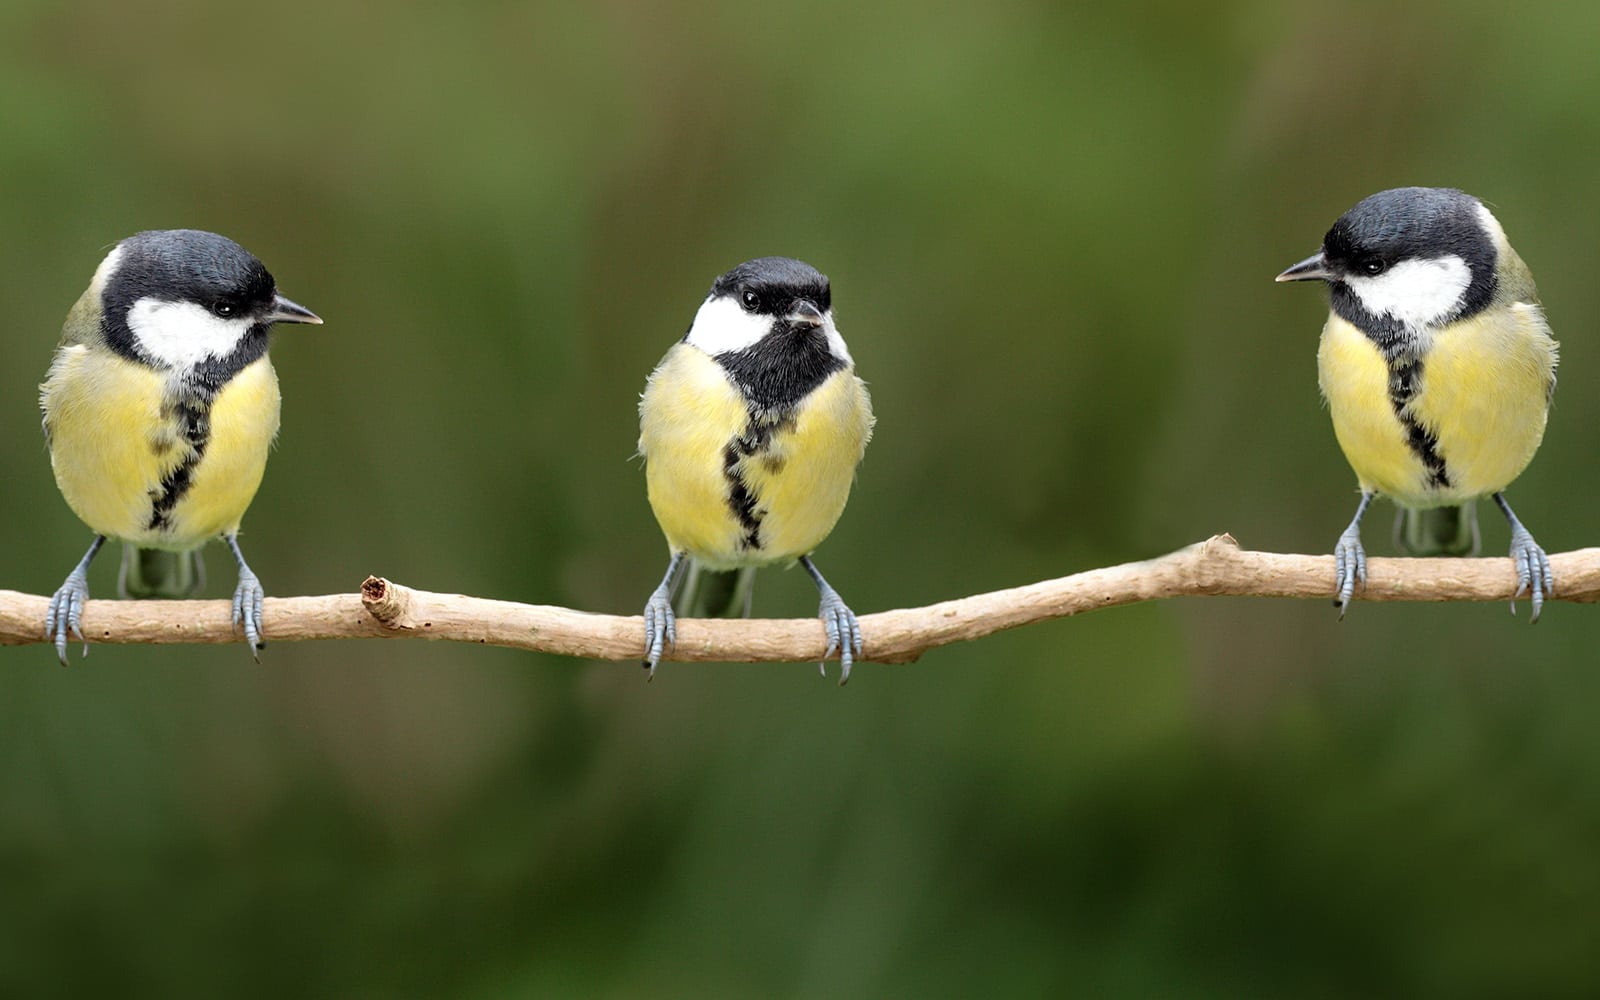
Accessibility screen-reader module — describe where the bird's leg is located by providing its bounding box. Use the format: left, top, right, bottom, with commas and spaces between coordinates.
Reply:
225, 533, 265, 660
642, 552, 685, 677
800, 555, 863, 685
1333, 491, 1374, 619
45, 535, 105, 665
1493, 493, 1553, 623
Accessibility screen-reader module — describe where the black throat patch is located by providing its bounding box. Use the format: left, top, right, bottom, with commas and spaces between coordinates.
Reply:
1385, 352, 1450, 491
713, 324, 845, 413
1329, 288, 1412, 360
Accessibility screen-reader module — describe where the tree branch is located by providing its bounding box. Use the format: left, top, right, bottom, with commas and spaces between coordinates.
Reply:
2, 535, 1596, 663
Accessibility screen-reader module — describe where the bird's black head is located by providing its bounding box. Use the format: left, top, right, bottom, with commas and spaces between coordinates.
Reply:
110, 229, 280, 321
710, 256, 831, 320
1322, 187, 1495, 289
96, 229, 320, 375
1278, 187, 1500, 341
686, 256, 848, 412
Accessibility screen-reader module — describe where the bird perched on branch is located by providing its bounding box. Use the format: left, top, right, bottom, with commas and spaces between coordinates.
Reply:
1277, 187, 1558, 619
40, 229, 322, 662
638, 257, 874, 682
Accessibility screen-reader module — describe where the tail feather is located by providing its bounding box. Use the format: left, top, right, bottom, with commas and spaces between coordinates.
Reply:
676, 560, 757, 618
1397, 503, 1480, 557
119, 545, 202, 599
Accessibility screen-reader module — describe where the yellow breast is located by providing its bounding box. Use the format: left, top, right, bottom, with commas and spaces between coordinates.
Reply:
1411, 303, 1555, 500
1317, 307, 1556, 507
42, 347, 280, 549
639, 342, 873, 568
172, 357, 281, 544
736, 369, 873, 562
1317, 317, 1423, 500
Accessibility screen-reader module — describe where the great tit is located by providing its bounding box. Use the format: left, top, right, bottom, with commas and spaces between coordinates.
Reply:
638, 257, 875, 682
1277, 187, 1558, 619
40, 229, 321, 662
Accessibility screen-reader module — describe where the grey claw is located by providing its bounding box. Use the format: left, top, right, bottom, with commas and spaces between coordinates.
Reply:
1507, 524, 1553, 623
817, 591, 863, 686
1333, 526, 1367, 620
642, 585, 675, 677
232, 569, 265, 660
46, 572, 91, 665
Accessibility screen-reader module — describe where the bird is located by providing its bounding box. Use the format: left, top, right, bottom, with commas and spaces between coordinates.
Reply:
40, 229, 322, 663
1276, 187, 1558, 619
637, 256, 875, 682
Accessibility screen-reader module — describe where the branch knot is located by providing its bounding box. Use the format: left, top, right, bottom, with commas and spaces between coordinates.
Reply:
360, 576, 411, 628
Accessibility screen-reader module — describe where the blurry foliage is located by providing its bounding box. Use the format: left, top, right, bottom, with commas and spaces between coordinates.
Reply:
1, 0, 1599, 996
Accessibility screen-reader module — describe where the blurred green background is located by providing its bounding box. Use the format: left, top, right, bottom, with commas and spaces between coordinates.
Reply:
2, 0, 1598, 995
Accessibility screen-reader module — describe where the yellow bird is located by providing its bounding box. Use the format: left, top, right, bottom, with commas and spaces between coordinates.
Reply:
41, 230, 321, 662
1278, 188, 1558, 619
638, 257, 874, 681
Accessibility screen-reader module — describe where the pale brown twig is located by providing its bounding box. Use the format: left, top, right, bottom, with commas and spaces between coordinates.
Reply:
1, 535, 1595, 663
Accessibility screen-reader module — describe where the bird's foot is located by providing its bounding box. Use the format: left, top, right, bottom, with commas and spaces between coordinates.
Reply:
1508, 523, 1553, 623
45, 569, 91, 665
817, 584, 864, 686
232, 567, 265, 660
1333, 524, 1367, 619
642, 583, 677, 678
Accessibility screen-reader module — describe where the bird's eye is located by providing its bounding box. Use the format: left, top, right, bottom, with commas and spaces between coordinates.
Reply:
211, 300, 237, 318
740, 290, 760, 311
1360, 258, 1387, 276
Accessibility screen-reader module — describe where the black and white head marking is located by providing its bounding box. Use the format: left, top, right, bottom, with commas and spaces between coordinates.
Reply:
684, 256, 853, 411
96, 230, 318, 385
1294, 188, 1502, 347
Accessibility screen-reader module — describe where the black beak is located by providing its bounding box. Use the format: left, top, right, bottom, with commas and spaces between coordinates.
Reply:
1275, 253, 1332, 283
788, 299, 824, 327
267, 294, 323, 325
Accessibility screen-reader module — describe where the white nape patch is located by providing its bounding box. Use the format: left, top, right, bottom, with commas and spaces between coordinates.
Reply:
1474, 200, 1510, 253
684, 296, 771, 355
684, 294, 856, 364
1345, 255, 1471, 330
125, 297, 255, 370
817, 310, 854, 365
88, 244, 128, 300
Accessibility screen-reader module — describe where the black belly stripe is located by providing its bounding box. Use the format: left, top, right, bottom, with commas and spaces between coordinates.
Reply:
722, 442, 762, 550
148, 394, 213, 532
720, 411, 796, 551
1387, 356, 1450, 490
136, 332, 269, 534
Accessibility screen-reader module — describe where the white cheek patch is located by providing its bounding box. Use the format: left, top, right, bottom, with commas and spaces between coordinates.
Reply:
1345, 255, 1471, 329
684, 296, 771, 355
125, 298, 256, 370
681, 296, 768, 355
683, 295, 857, 365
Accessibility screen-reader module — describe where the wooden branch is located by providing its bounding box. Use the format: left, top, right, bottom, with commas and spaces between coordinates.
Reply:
1, 535, 1597, 664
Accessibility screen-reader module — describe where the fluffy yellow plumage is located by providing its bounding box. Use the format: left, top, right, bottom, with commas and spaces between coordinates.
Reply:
640, 342, 872, 568
1318, 306, 1556, 508
44, 348, 281, 549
